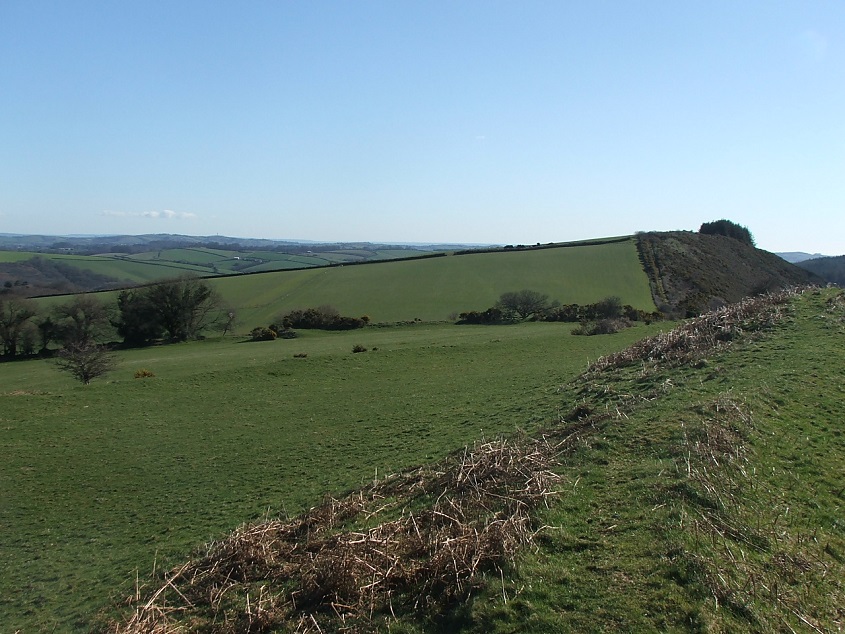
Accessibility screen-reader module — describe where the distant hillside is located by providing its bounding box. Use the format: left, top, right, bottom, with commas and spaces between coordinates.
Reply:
636, 231, 822, 316
211, 238, 656, 327
0, 247, 450, 296
776, 251, 829, 264
0, 255, 127, 296
796, 254, 845, 286
0, 232, 476, 254
0, 235, 472, 295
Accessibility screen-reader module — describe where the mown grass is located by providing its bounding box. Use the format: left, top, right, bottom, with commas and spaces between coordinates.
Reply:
0, 320, 665, 632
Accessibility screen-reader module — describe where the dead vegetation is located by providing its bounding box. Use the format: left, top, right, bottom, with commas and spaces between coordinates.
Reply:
105, 437, 566, 633
584, 288, 798, 376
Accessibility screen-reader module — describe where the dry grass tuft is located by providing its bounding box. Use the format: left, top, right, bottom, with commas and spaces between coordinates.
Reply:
105, 438, 563, 632
585, 289, 798, 376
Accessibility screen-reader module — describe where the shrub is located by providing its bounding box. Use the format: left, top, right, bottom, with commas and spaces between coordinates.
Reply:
293, 352, 307, 358
250, 327, 277, 341
134, 368, 155, 379
352, 344, 367, 353
572, 318, 629, 336
456, 308, 506, 325
55, 342, 117, 384
282, 306, 366, 330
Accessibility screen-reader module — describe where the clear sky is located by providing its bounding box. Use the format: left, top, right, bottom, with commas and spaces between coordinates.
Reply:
1, 2, 843, 254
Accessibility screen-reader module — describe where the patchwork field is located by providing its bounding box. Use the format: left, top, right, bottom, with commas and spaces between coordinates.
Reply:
0, 245, 441, 288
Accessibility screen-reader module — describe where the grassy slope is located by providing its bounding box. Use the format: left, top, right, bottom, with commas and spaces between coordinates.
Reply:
0, 321, 665, 632
463, 288, 845, 632
212, 238, 655, 328
0, 251, 212, 284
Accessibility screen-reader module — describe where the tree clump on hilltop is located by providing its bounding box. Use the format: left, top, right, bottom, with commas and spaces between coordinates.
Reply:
637, 230, 822, 318
699, 219, 755, 246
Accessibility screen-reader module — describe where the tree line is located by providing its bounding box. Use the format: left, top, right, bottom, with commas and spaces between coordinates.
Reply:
457, 290, 660, 327
0, 276, 231, 364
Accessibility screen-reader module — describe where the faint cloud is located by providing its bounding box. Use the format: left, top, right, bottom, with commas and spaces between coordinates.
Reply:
102, 209, 198, 220
797, 29, 828, 62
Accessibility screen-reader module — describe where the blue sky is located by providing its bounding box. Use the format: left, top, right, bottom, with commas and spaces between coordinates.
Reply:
1, 2, 843, 254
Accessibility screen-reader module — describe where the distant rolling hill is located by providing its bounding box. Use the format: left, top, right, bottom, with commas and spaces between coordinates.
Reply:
795, 254, 845, 286
13, 231, 821, 332
776, 251, 829, 264
0, 245, 445, 295
210, 237, 655, 328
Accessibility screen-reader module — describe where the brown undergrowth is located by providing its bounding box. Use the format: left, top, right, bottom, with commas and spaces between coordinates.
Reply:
105, 437, 567, 633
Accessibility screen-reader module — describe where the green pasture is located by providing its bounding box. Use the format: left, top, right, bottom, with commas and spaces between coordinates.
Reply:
460, 289, 845, 632
0, 320, 665, 632
213, 238, 655, 329
0, 251, 213, 283
69, 256, 213, 282
0, 251, 39, 263
123, 248, 230, 265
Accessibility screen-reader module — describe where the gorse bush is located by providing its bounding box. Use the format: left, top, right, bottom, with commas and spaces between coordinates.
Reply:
250, 327, 277, 341
281, 305, 367, 330
458, 296, 661, 326
133, 368, 155, 379
456, 308, 506, 325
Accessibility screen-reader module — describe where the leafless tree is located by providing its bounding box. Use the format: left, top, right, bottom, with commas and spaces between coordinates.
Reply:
55, 342, 117, 384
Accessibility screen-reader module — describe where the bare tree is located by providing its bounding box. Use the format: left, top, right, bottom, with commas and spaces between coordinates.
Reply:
113, 276, 224, 344
220, 308, 238, 337
55, 342, 117, 384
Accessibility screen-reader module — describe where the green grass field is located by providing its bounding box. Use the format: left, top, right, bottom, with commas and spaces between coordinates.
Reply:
4, 288, 843, 632
0, 320, 665, 632
27, 238, 655, 334
212, 238, 655, 328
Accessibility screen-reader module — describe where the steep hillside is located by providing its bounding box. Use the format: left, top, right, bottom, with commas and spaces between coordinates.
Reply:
637, 231, 822, 316
796, 254, 845, 286
103, 288, 845, 632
